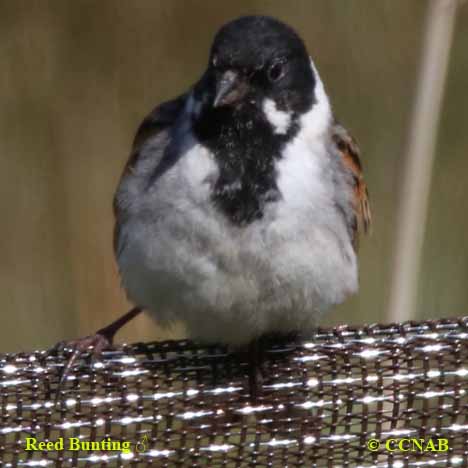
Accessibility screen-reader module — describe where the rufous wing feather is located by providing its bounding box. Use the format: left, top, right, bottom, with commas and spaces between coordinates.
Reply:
333, 123, 372, 248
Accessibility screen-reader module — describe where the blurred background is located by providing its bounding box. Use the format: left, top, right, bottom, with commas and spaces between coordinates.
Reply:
1, 0, 467, 353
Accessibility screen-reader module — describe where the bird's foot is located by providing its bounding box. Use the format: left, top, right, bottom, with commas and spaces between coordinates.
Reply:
53, 332, 114, 400
248, 360, 264, 403
52, 306, 143, 401
247, 338, 265, 403
54, 332, 113, 360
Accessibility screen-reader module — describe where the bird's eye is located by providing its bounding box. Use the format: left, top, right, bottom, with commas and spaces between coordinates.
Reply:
268, 62, 285, 82
212, 55, 219, 67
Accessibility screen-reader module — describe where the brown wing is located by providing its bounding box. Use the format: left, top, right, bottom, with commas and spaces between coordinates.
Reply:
113, 94, 187, 256
120, 93, 187, 179
332, 123, 371, 248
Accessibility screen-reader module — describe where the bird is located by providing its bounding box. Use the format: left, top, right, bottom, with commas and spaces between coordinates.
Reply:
56, 15, 371, 397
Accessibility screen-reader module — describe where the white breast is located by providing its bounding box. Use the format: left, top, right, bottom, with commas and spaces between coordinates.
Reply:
117, 61, 358, 346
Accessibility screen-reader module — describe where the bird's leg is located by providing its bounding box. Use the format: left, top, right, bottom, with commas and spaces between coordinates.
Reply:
53, 306, 143, 397
247, 338, 264, 402
94, 306, 143, 344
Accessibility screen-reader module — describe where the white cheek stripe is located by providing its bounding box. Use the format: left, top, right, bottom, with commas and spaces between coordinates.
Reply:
262, 98, 292, 134
300, 58, 332, 140
262, 58, 331, 138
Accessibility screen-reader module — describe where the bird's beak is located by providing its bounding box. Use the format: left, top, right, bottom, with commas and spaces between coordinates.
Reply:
213, 70, 248, 108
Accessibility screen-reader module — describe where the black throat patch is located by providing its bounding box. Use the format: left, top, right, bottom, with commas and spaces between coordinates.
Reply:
193, 104, 298, 226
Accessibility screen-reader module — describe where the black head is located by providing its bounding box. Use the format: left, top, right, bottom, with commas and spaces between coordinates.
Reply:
191, 17, 317, 226
194, 16, 315, 121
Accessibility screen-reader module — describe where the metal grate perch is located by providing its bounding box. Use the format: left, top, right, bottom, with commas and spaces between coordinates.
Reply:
1, 317, 468, 467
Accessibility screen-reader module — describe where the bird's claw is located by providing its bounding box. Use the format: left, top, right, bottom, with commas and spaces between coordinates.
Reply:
53, 333, 113, 401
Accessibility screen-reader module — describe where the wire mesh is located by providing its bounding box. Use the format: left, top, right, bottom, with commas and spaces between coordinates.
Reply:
1, 317, 468, 467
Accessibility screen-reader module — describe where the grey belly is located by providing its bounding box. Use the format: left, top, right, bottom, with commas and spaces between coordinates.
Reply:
117, 216, 358, 346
